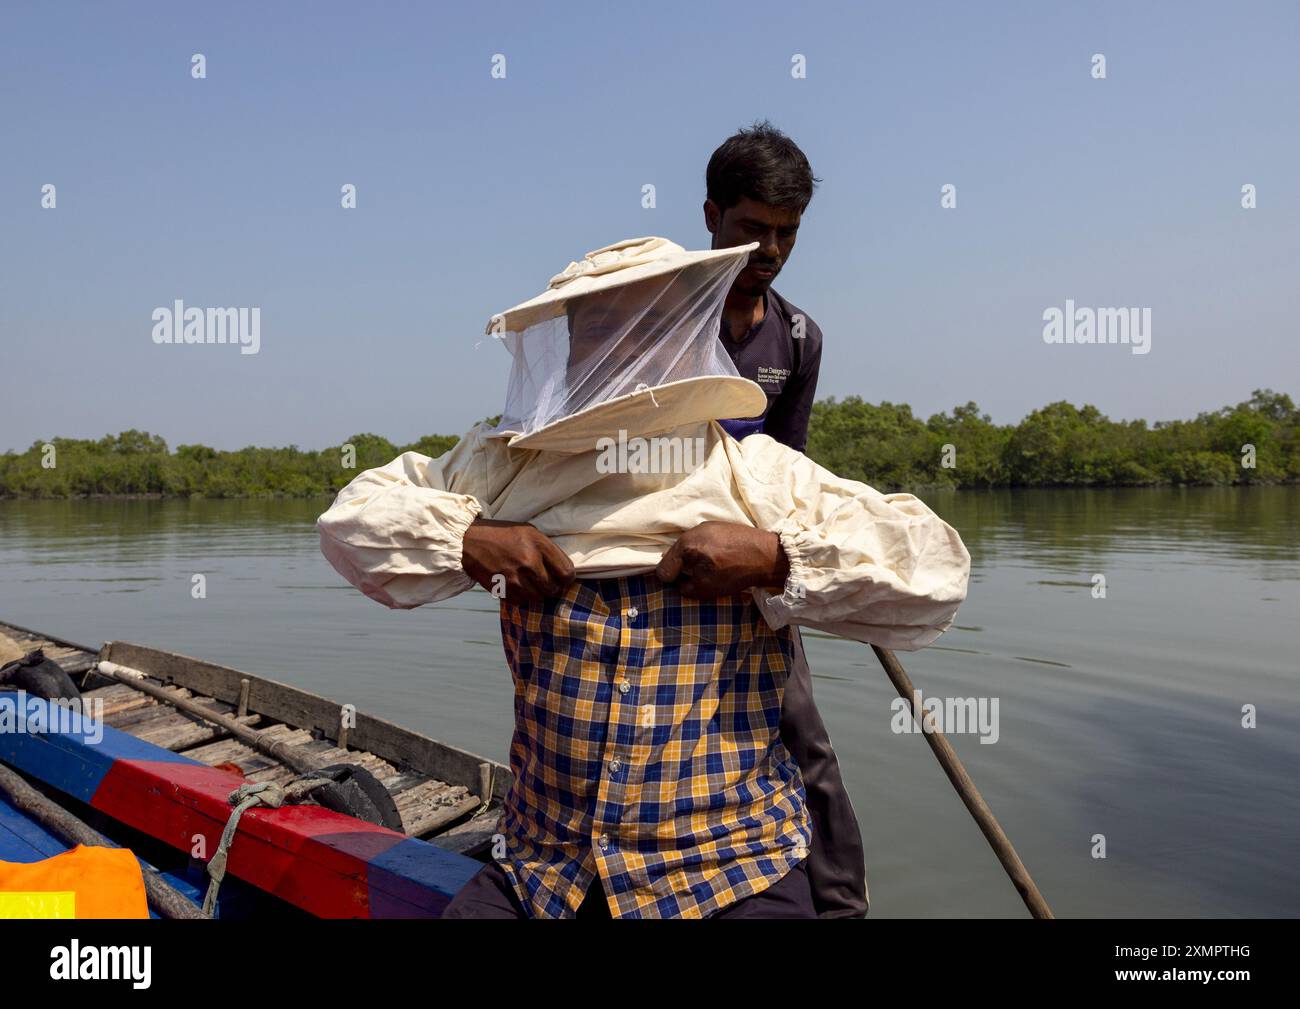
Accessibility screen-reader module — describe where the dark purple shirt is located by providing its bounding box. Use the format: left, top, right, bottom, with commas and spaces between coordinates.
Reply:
717, 288, 823, 452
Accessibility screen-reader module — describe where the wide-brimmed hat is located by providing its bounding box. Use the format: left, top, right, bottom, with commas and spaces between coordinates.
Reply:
485, 237, 768, 454
486, 236, 760, 334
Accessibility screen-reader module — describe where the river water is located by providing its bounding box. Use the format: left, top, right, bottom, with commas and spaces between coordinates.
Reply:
1, 487, 1296, 917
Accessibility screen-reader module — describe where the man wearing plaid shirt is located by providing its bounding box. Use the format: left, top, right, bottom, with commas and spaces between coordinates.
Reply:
318, 236, 969, 919
450, 534, 816, 918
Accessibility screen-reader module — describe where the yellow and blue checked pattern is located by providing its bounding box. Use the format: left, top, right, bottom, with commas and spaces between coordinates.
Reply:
494, 574, 811, 919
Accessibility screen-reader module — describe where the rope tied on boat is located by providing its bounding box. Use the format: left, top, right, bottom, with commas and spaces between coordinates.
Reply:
201, 775, 334, 918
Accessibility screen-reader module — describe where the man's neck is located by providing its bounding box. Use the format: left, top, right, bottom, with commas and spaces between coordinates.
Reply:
722, 289, 767, 343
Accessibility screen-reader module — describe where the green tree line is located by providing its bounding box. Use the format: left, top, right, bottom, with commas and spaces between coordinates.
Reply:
2, 390, 1296, 498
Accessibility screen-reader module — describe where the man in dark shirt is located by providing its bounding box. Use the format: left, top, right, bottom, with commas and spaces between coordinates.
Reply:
715, 286, 823, 451
704, 122, 869, 918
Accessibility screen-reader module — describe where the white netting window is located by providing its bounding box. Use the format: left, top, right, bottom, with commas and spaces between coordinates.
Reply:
490, 253, 751, 444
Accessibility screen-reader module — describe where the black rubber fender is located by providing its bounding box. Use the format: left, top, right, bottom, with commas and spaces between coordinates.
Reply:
0, 649, 82, 703
307, 763, 404, 832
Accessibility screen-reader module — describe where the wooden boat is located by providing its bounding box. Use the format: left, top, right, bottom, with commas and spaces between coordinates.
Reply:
2, 620, 1055, 920
0, 619, 510, 918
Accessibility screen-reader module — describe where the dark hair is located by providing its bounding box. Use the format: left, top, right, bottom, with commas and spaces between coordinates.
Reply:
706, 121, 819, 213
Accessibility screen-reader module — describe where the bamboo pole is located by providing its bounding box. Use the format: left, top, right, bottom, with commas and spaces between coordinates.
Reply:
871, 644, 1054, 919
96, 660, 326, 775
0, 761, 205, 919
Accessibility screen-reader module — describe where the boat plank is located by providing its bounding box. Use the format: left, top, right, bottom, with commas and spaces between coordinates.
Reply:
182, 738, 259, 766
99, 688, 198, 729
84, 684, 163, 720
393, 780, 479, 837
97, 684, 264, 752
180, 739, 288, 780
135, 712, 258, 751
296, 739, 396, 781
101, 640, 512, 800
427, 807, 502, 856
255, 724, 315, 747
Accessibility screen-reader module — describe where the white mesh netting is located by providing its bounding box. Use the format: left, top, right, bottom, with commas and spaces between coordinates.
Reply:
490, 253, 750, 442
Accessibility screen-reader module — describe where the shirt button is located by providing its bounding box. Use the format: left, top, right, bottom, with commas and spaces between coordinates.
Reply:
609, 758, 622, 774
598, 833, 610, 851
618, 679, 631, 694
627, 606, 638, 619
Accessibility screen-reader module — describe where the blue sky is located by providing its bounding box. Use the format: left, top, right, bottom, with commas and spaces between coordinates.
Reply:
2, 0, 1297, 452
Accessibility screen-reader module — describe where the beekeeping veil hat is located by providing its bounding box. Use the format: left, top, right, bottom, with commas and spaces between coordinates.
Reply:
484, 237, 767, 453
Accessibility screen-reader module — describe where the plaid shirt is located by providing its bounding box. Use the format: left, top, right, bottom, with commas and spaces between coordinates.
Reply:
493, 574, 811, 919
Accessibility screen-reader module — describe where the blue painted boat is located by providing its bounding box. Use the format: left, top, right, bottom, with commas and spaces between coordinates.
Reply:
0, 620, 508, 918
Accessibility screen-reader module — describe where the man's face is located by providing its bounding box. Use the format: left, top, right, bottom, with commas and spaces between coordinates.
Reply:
565, 275, 682, 379
704, 195, 801, 297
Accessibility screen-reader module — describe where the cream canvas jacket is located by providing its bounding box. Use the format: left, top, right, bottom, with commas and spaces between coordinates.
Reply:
318, 419, 971, 652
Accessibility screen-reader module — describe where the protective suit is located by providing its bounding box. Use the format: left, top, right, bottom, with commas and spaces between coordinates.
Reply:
317, 236, 971, 918
318, 237, 970, 652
